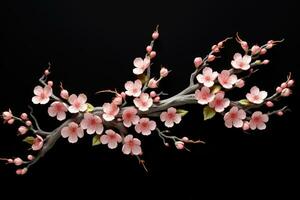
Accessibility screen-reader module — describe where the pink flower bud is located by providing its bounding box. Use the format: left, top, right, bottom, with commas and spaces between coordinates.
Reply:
18, 126, 28, 135
160, 67, 169, 77
266, 101, 274, 107
47, 81, 53, 87
16, 169, 22, 175
25, 120, 32, 127
207, 55, 215, 62
217, 41, 223, 48
211, 45, 220, 53
281, 88, 291, 97
241, 41, 248, 51
154, 96, 160, 102
152, 31, 159, 40
164, 143, 169, 147
27, 155, 34, 161
280, 82, 287, 89
8, 119, 15, 124
113, 96, 122, 105
21, 168, 28, 175
146, 45, 152, 53
8, 159, 14, 164
194, 57, 203, 68
251, 45, 261, 55
235, 79, 245, 88
277, 111, 284, 116
260, 48, 267, 55
20, 113, 28, 120
14, 158, 23, 166
150, 51, 156, 59
148, 78, 158, 88
60, 89, 69, 99
44, 69, 50, 76
2, 110, 13, 121
243, 121, 250, 131
182, 137, 189, 142
276, 87, 283, 93
287, 80, 294, 87
121, 92, 126, 99
175, 141, 185, 150
262, 60, 270, 65
150, 91, 157, 98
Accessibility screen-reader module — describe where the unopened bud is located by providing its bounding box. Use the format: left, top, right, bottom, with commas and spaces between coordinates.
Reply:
194, 57, 203, 68
152, 31, 159, 40
266, 101, 274, 107
207, 55, 215, 62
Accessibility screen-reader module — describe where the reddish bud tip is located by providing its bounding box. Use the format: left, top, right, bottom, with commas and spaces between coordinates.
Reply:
207, 55, 216, 62
150, 51, 156, 59
20, 113, 28, 120
194, 57, 203, 68
146, 45, 152, 53
266, 101, 274, 107
175, 141, 185, 150
276, 87, 283, 93
287, 80, 294, 87
152, 31, 159, 40
154, 96, 160, 103
44, 69, 50, 76
277, 111, 284, 116
60, 90, 69, 100
280, 82, 287, 89
150, 91, 157, 98
47, 81, 53, 87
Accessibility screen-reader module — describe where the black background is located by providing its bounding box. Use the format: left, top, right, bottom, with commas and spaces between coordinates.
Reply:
0, 0, 299, 198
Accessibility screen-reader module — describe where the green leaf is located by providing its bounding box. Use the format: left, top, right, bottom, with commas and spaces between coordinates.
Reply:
137, 73, 149, 84
86, 103, 94, 113
23, 136, 35, 145
211, 85, 222, 94
203, 106, 216, 120
92, 135, 101, 146
176, 109, 189, 117
239, 99, 250, 106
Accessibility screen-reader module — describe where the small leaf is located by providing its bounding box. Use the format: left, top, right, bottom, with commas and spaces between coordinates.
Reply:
177, 109, 189, 117
87, 103, 94, 112
211, 85, 222, 94
92, 135, 101, 146
23, 136, 35, 145
239, 99, 250, 106
203, 106, 216, 120
137, 73, 149, 84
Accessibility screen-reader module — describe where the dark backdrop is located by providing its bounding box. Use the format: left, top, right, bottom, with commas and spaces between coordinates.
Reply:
0, 0, 299, 198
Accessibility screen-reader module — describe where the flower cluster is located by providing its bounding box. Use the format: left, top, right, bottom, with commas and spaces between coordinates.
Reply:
0, 27, 294, 175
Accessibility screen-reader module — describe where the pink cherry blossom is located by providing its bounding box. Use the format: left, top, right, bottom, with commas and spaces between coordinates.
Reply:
32, 85, 52, 104
32, 135, 44, 151
102, 103, 120, 121
218, 70, 237, 89
133, 93, 153, 111
160, 67, 169, 77
135, 118, 156, 136
68, 94, 88, 113
195, 86, 215, 105
196, 67, 218, 87
124, 79, 142, 97
246, 86, 268, 104
133, 57, 150, 75
231, 53, 251, 70
209, 92, 230, 112
175, 141, 185, 150
61, 122, 84, 143
224, 106, 246, 128
122, 107, 140, 127
122, 134, 142, 155
80, 113, 103, 135
249, 111, 269, 130
48, 101, 68, 121
160, 107, 182, 128
100, 129, 122, 149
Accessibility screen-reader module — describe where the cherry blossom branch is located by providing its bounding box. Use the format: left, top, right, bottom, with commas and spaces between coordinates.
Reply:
0, 27, 295, 175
